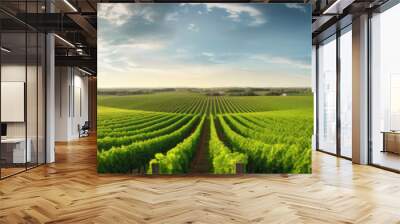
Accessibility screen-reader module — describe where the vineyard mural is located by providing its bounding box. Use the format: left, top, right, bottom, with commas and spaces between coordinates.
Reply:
97, 3, 313, 174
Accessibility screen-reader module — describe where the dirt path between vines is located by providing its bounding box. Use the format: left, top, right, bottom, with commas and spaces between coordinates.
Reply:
214, 117, 225, 141
190, 118, 210, 173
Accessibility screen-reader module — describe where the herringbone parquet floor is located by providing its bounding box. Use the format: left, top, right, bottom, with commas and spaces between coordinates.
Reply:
1, 136, 400, 224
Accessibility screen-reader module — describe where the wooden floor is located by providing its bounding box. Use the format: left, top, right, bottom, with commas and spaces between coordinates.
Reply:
0, 167, 26, 178
1, 136, 400, 223
372, 150, 400, 171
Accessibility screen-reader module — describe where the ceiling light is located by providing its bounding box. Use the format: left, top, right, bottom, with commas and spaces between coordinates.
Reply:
78, 67, 93, 76
323, 0, 341, 14
322, 0, 354, 15
63, 0, 78, 12
76, 48, 85, 55
1, 47, 11, 53
54, 34, 75, 48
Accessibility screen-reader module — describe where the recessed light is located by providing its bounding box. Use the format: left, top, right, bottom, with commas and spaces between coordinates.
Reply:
1, 47, 11, 53
78, 67, 93, 76
54, 34, 75, 48
63, 0, 78, 12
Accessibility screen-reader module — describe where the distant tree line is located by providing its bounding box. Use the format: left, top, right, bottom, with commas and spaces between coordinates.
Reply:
98, 88, 175, 95
98, 87, 312, 96
207, 88, 312, 96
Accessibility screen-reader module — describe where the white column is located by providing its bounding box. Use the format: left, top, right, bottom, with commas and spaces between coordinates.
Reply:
352, 14, 369, 164
312, 45, 317, 150
46, 32, 55, 163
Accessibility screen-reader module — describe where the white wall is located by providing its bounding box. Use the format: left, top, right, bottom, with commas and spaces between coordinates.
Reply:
55, 67, 70, 141
55, 67, 89, 141
1, 65, 26, 139
1, 65, 41, 137
1, 82, 25, 122
72, 73, 89, 138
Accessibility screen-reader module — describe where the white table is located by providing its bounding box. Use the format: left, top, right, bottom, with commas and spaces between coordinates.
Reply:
1, 138, 31, 163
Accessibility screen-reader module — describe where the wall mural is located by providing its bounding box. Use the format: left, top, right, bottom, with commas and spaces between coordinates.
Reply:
97, 3, 313, 174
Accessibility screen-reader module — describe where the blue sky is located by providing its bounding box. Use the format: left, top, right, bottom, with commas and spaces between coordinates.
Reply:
98, 3, 311, 88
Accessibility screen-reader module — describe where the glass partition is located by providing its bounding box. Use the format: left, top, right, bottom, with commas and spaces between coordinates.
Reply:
317, 35, 337, 154
0, 2, 46, 179
339, 27, 352, 158
1, 31, 28, 177
371, 3, 400, 171
38, 32, 45, 165
27, 31, 38, 169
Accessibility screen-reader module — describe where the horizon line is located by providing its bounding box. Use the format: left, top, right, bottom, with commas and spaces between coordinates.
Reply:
98, 86, 312, 90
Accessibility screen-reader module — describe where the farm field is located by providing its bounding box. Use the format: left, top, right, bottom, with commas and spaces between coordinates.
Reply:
97, 91, 313, 174
98, 91, 313, 114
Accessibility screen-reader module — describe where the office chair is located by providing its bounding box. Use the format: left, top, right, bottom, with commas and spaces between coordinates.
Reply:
79, 121, 90, 138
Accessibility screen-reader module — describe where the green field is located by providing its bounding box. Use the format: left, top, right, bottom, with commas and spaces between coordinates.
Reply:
97, 91, 313, 174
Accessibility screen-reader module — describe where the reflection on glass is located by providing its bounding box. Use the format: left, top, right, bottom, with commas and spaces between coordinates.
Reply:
390, 75, 400, 130
340, 28, 352, 158
38, 33, 46, 165
27, 32, 38, 169
1, 32, 27, 177
0, 1, 47, 179
318, 36, 337, 154
371, 3, 400, 171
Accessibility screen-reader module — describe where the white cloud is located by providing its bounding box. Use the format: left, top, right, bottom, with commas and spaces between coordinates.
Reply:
202, 52, 214, 57
98, 37, 167, 74
188, 23, 200, 32
251, 54, 310, 70
183, 3, 266, 26
142, 8, 157, 23
121, 41, 165, 51
98, 4, 132, 26
98, 4, 156, 26
127, 62, 140, 69
165, 12, 179, 22
102, 39, 166, 52
176, 48, 187, 53
201, 52, 226, 64
284, 3, 306, 12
